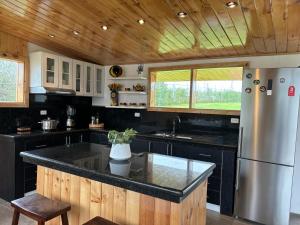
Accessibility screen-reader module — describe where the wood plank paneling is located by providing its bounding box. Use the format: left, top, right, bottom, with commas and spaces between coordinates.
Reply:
154, 199, 171, 225
79, 178, 91, 224
126, 190, 140, 225
69, 174, 80, 225
0, 31, 29, 108
101, 183, 114, 221
113, 187, 127, 224
90, 180, 102, 220
37, 167, 208, 225
139, 194, 155, 225
0, 1, 300, 64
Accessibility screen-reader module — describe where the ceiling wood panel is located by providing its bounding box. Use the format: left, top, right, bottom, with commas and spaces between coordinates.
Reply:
0, 0, 299, 65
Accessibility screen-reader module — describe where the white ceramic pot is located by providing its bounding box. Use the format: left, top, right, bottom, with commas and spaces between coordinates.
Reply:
110, 143, 132, 160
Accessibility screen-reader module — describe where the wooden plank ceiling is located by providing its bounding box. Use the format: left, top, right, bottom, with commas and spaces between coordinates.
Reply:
0, 0, 299, 65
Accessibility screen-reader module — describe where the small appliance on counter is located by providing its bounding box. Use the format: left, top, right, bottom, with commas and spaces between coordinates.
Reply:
38, 117, 59, 131
66, 105, 76, 128
89, 113, 104, 129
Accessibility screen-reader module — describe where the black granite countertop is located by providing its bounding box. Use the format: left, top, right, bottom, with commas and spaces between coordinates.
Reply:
91, 129, 239, 149
138, 132, 238, 149
0, 128, 90, 140
0, 127, 238, 149
20, 143, 215, 202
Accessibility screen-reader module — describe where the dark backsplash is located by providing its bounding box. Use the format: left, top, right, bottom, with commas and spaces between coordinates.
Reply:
0, 94, 92, 133
92, 107, 240, 135
0, 95, 239, 135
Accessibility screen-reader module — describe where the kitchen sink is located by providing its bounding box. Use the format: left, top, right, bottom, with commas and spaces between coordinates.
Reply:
153, 132, 193, 140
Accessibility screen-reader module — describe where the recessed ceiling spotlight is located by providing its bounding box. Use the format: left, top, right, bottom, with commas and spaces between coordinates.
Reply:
177, 11, 188, 18
225, 1, 238, 8
48, 34, 55, 38
101, 25, 108, 31
73, 30, 80, 36
137, 19, 145, 25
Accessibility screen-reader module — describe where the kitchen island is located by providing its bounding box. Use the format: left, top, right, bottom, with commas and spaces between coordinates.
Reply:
20, 143, 215, 225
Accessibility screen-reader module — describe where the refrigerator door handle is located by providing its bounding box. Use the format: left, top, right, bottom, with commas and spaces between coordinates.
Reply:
238, 127, 243, 157
234, 159, 241, 217
236, 159, 241, 191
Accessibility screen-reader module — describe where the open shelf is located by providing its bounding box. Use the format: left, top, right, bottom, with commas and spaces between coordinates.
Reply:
105, 105, 147, 109
118, 91, 147, 95
108, 76, 147, 80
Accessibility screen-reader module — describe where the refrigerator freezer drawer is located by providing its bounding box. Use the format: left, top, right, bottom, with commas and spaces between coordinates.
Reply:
236, 159, 293, 225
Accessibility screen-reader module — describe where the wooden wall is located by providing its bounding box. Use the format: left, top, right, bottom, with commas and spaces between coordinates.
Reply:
37, 166, 207, 225
0, 31, 29, 107
0, 31, 27, 60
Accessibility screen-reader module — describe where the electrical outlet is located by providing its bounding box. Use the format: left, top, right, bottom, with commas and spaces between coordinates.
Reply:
40, 110, 47, 116
230, 118, 239, 124
134, 112, 141, 118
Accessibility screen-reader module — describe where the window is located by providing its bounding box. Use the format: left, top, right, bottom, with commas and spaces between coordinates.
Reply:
150, 69, 191, 108
0, 57, 28, 107
149, 64, 244, 115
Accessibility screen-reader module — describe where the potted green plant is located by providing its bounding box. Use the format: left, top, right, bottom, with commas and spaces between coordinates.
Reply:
107, 129, 137, 160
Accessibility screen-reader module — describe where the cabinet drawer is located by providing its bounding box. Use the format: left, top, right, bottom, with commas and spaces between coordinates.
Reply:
207, 190, 220, 205
208, 176, 221, 192
25, 139, 49, 150
131, 138, 149, 153
149, 140, 169, 155
189, 148, 222, 164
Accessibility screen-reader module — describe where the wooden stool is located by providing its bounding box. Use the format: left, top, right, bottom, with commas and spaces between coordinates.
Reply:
11, 193, 71, 225
83, 217, 119, 225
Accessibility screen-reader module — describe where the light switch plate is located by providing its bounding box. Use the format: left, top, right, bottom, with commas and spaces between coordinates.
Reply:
40, 110, 47, 116
230, 118, 239, 124
134, 112, 141, 118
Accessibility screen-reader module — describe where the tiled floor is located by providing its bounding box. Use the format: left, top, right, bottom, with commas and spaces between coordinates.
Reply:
0, 198, 299, 225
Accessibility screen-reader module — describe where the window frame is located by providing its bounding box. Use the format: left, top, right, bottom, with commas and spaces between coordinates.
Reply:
0, 56, 29, 108
147, 62, 248, 116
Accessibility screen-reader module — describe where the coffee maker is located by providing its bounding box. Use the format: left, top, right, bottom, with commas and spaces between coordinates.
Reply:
66, 105, 76, 128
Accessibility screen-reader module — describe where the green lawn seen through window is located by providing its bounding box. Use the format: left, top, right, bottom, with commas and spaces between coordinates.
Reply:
150, 67, 243, 111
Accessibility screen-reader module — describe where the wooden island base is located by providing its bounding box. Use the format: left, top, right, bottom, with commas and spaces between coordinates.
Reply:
36, 166, 208, 225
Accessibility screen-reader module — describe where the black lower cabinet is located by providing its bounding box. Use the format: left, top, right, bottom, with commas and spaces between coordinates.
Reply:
1, 130, 236, 216
148, 140, 169, 155
130, 138, 149, 153
0, 130, 89, 201
173, 142, 236, 216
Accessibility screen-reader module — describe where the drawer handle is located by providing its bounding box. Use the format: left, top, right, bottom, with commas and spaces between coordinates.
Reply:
198, 153, 212, 157
35, 144, 47, 148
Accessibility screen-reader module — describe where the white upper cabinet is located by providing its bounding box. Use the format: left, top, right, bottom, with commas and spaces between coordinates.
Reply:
73, 60, 84, 95
30, 52, 59, 89
84, 62, 94, 96
58, 56, 73, 89
30, 51, 103, 97
43, 53, 59, 88
94, 65, 104, 97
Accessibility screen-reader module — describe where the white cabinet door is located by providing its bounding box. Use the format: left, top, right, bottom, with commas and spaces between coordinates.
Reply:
58, 56, 73, 89
94, 65, 104, 97
84, 62, 94, 96
73, 60, 84, 95
42, 53, 59, 88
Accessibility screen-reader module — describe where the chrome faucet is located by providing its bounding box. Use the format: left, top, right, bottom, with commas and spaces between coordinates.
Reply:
172, 116, 181, 136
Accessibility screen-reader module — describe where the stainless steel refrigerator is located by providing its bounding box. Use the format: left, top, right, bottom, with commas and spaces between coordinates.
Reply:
235, 68, 300, 225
